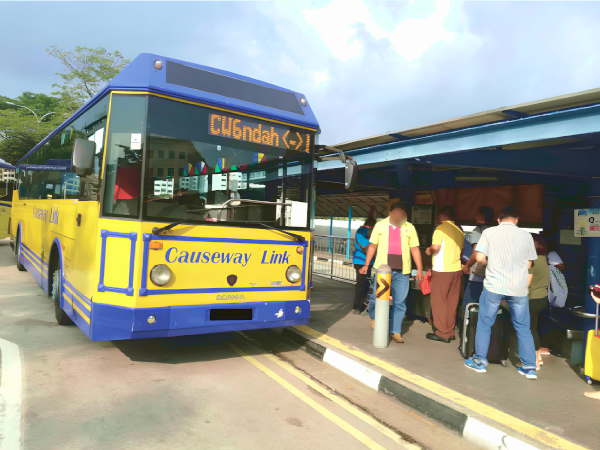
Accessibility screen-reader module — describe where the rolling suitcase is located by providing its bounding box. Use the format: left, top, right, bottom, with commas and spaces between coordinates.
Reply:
584, 303, 600, 385
460, 302, 509, 365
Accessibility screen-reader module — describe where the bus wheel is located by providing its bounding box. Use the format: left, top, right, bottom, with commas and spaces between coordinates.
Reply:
51, 266, 73, 326
15, 233, 26, 272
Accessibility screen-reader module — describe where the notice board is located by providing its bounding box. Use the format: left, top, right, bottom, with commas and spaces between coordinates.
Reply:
574, 209, 600, 237
434, 185, 543, 225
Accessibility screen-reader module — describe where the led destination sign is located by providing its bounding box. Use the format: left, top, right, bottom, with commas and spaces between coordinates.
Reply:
208, 112, 311, 153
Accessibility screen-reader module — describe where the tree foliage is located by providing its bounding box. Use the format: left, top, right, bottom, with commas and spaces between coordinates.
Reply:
47, 46, 130, 110
0, 47, 129, 163
0, 92, 65, 163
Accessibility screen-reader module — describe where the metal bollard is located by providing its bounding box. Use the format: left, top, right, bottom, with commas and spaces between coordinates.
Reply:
373, 264, 392, 348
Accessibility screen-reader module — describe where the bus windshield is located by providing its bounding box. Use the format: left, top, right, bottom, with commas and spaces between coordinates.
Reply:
104, 94, 315, 228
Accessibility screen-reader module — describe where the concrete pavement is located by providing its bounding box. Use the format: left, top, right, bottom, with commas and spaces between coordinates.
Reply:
0, 240, 471, 450
303, 275, 598, 449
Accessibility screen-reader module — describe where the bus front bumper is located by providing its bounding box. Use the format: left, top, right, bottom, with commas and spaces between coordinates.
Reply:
89, 300, 310, 341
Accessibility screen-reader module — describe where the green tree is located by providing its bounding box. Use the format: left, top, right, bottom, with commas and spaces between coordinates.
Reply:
0, 46, 128, 163
0, 92, 65, 163
47, 46, 130, 110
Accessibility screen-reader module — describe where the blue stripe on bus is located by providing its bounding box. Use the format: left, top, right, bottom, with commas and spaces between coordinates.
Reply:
19, 248, 46, 287
21, 245, 47, 270
0, 202, 11, 208
20, 242, 92, 307
63, 288, 91, 316
148, 234, 309, 246
20, 249, 40, 271
20, 246, 48, 276
61, 292, 92, 336
21, 242, 41, 260
63, 280, 92, 306
141, 286, 306, 296
20, 247, 42, 270
139, 233, 308, 296
20, 243, 46, 264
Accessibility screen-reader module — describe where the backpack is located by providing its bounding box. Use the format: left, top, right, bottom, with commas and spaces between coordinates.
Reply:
548, 265, 568, 308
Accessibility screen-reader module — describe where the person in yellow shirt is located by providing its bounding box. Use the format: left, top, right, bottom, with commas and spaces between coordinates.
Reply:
425, 206, 464, 343
360, 199, 424, 343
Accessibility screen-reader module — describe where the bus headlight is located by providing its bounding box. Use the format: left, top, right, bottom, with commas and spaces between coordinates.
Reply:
150, 264, 172, 286
286, 265, 302, 283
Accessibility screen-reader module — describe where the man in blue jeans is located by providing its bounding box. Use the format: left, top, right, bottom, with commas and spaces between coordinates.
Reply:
360, 200, 423, 343
464, 206, 539, 379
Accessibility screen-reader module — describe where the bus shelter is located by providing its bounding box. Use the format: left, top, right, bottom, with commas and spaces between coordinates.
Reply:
315, 88, 600, 330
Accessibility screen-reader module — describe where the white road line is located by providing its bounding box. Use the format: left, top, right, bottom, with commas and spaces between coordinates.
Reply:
0, 338, 23, 450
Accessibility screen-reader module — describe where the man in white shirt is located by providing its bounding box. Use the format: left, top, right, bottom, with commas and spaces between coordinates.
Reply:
464, 207, 539, 379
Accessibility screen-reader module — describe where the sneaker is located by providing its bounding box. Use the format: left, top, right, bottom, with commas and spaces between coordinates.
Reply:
464, 357, 487, 373
517, 367, 538, 380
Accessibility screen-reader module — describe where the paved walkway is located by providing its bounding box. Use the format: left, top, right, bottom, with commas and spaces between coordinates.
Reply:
308, 276, 599, 449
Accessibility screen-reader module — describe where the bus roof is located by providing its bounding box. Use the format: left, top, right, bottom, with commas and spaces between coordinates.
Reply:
19, 53, 319, 163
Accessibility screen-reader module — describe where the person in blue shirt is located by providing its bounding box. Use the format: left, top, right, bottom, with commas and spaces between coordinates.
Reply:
352, 208, 377, 313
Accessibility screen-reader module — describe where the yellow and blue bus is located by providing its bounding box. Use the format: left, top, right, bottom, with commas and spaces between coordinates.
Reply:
10, 54, 321, 340
0, 159, 15, 239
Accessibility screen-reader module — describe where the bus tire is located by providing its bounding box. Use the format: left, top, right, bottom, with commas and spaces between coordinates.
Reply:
15, 232, 26, 272
51, 265, 73, 326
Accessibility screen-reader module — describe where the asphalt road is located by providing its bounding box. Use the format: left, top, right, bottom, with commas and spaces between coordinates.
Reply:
0, 240, 472, 450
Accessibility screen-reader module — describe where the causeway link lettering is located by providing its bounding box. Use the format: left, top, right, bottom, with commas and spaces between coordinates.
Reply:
164, 248, 291, 267
33, 207, 59, 224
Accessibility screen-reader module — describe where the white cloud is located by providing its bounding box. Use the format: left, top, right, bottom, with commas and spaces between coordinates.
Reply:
301, 0, 477, 62
311, 70, 331, 86
303, 0, 380, 61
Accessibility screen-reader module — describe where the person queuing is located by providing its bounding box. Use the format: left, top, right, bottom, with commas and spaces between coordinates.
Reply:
527, 234, 550, 370
464, 206, 539, 380
425, 207, 464, 343
462, 206, 494, 305
352, 207, 377, 314
360, 200, 424, 343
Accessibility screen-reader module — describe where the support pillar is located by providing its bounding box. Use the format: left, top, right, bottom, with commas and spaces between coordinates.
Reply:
584, 179, 600, 327
346, 206, 352, 260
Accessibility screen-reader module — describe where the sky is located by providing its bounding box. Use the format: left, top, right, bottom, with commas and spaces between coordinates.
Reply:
3, 0, 600, 144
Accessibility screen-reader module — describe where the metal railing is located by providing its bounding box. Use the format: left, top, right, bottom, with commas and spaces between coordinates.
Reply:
312, 235, 356, 282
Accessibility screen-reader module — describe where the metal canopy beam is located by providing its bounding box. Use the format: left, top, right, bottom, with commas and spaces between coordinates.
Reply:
318, 103, 600, 172
425, 146, 600, 178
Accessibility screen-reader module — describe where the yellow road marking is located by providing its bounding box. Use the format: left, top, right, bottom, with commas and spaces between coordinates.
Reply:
231, 344, 387, 450
294, 325, 586, 450
262, 352, 414, 448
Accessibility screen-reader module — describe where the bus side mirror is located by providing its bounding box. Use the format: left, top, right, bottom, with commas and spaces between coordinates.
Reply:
344, 159, 358, 191
72, 138, 95, 176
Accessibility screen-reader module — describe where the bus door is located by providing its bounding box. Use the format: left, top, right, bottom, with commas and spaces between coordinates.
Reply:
62, 160, 104, 306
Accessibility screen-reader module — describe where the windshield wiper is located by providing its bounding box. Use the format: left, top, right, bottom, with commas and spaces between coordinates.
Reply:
254, 222, 305, 243
152, 220, 185, 235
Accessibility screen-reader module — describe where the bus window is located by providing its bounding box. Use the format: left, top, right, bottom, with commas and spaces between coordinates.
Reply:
16, 96, 108, 201
142, 95, 313, 228
102, 95, 147, 218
